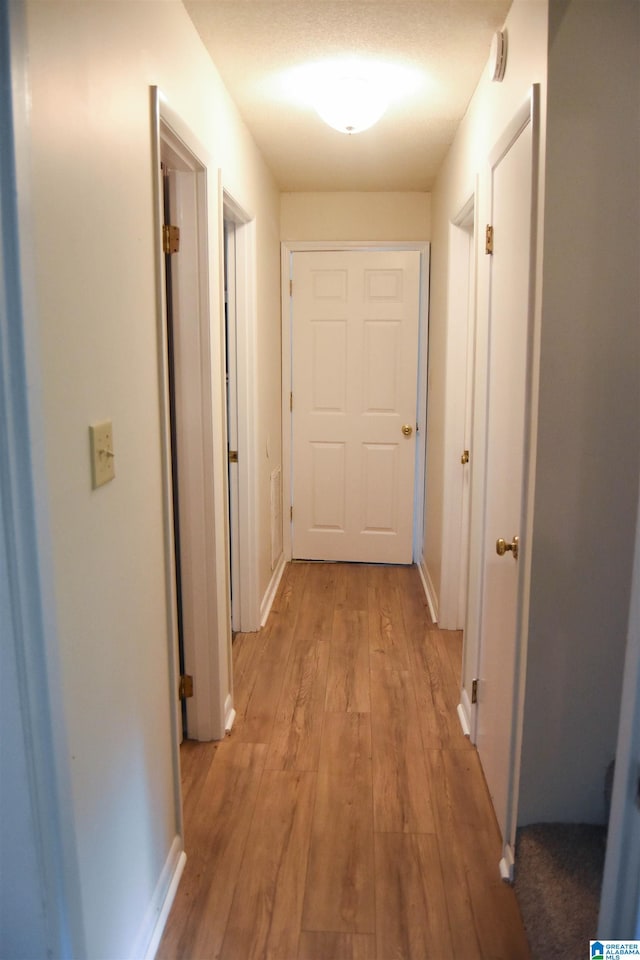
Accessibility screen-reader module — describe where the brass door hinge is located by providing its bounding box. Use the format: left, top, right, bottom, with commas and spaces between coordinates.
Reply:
289, 278, 293, 297
163, 224, 180, 255
290, 505, 293, 521
179, 674, 194, 699
228, 450, 238, 463
485, 224, 494, 255
471, 679, 478, 704
290, 392, 293, 412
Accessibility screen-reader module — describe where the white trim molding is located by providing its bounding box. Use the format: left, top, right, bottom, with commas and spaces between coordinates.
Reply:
222, 192, 260, 633
224, 695, 236, 734
439, 193, 477, 630
260, 552, 286, 627
499, 844, 515, 884
456, 704, 470, 738
457, 687, 472, 738
418, 557, 439, 624
151, 86, 232, 746
132, 836, 185, 960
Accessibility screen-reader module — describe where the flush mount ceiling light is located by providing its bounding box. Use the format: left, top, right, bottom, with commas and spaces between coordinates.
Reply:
313, 71, 388, 135
276, 59, 423, 136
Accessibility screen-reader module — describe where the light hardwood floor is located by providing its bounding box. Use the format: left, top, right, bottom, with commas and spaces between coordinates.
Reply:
157, 562, 530, 960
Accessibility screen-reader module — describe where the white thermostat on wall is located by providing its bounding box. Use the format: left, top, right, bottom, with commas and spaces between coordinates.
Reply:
489, 30, 507, 82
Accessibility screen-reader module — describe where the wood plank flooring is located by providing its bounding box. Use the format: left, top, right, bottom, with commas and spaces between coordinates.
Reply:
157, 562, 530, 960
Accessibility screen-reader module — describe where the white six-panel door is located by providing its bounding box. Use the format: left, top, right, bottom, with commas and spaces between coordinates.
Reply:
291, 250, 420, 563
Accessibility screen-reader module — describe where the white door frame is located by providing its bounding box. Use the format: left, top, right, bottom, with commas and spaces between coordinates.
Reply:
465, 87, 541, 877
281, 240, 430, 564
439, 194, 477, 630
151, 88, 233, 742
222, 192, 260, 633
222, 218, 241, 632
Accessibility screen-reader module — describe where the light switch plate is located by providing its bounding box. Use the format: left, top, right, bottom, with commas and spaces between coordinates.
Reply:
89, 420, 115, 489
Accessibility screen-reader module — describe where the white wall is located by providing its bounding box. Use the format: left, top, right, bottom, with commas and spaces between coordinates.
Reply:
599, 479, 640, 938
518, 0, 640, 825
1, 8, 48, 952
424, 0, 548, 643
2, 3, 85, 955
280, 191, 431, 240
20, 2, 281, 956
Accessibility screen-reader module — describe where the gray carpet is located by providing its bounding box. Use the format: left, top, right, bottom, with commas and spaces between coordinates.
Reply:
514, 823, 607, 959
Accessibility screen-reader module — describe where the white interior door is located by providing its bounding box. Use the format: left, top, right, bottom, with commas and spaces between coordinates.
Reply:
291, 249, 420, 564
475, 94, 537, 863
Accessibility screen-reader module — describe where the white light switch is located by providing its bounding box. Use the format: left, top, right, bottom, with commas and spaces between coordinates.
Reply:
89, 420, 115, 489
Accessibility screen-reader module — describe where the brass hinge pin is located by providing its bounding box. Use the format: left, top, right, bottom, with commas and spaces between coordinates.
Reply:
471, 679, 478, 704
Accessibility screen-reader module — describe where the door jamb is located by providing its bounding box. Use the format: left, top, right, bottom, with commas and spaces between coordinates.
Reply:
222, 192, 260, 633
281, 240, 430, 564
439, 195, 476, 630
151, 88, 233, 745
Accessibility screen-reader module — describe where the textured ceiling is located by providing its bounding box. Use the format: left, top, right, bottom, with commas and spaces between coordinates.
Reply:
183, 1, 512, 191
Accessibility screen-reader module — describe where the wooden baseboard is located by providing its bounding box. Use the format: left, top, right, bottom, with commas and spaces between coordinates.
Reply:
261, 552, 286, 626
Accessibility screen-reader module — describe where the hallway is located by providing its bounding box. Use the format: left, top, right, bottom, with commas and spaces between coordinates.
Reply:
157, 562, 530, 959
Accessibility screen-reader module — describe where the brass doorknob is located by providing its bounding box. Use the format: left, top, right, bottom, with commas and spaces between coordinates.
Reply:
401, 424, 413, 437
496, 536, 519, 560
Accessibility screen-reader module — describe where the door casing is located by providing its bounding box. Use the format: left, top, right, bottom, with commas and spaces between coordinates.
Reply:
464, 86, 541, 877
439, 194, 477, 630
151, 88, 234, 743
222, 193, 260, 633
281, 240, 430, 565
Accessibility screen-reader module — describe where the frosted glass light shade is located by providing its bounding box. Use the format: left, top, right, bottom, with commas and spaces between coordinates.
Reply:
314, 74, 388, 134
